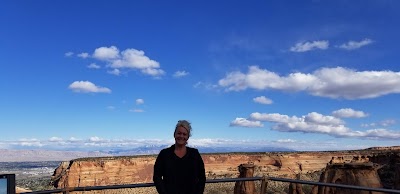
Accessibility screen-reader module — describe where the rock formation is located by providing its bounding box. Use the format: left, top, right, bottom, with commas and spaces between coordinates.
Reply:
52, 156, 155, 188
315, 156, 382, 194
234, 163, 256, 194
50, 148, 400, 193
51, 152, 337, 189
395, 163, 400, 189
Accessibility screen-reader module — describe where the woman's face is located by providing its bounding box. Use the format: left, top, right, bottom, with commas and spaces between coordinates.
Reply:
174, 126, 189, 146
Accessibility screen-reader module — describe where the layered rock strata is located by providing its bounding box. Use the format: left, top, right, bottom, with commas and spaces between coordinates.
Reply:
51, 149, 400, 191
316, 156, 382, 194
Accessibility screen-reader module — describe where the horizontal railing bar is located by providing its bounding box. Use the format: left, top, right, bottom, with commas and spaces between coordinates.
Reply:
268, 177, 400, 193
206, 177, 263, 183
21, 183, 156, 194
21, 176, 400, 194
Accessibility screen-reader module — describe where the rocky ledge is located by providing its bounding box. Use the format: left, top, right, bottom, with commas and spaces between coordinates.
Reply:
50, 147, 400, 191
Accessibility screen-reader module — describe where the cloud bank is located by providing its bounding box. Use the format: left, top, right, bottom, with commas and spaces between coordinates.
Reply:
230, 110, 400, 140
218, 66, 400, 99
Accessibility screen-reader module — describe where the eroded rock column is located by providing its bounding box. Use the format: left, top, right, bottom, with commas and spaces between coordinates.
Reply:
234, 163, 255, 194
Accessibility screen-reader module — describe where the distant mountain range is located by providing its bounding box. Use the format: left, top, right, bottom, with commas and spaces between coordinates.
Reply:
0, 145, 296, 162
100, 145, 296, 156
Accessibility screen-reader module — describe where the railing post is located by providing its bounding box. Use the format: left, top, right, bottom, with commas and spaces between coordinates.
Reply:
234, 163, 256, 194
288, 174, 303, 194
260, 176, 269, 194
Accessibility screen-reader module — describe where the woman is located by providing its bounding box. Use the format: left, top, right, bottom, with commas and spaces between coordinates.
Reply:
153, 120, 206, 194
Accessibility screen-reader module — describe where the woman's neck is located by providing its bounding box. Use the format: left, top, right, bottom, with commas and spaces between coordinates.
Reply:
174, 144, 187, 158
175, 143, 186, 150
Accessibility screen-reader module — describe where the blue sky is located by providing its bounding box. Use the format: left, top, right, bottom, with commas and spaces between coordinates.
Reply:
1, 0, 400, 152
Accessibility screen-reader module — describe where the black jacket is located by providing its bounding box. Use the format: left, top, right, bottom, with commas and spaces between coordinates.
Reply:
153, 145, 206, 194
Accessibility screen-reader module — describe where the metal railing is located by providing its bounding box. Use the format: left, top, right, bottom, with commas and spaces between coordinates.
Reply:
21, 176, 400, 194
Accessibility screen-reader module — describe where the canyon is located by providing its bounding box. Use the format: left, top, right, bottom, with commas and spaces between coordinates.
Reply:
51, 146, 400, 192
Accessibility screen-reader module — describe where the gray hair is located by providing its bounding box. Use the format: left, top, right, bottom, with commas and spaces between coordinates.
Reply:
175, 120, 192, 137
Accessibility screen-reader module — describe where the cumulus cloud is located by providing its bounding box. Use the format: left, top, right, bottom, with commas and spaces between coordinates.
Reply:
68, 137, 81, 142
68, 81, 111, 93
93, 46, 120, 60
253, 96, 273, 104
218, 66, 400, 99
290, 40, 329, 52
89, 136, 103, 142
49, 137, 63, 142
136, 99, 144, 105
77, 52, 89, 58
332, 108, 368, 118
87, 63, 101, 69
230, 118, 264, 127
88, 46, 165, 77
173, 70, 189, 78
244, 111, 400, 140
65, 52, 74, 57
107, 69, 121, 76
338, 38, 373, 50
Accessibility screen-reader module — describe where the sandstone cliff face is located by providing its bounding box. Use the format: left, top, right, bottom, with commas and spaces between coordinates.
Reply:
52, 156, 155, 188
51, 152, 338, 188
369, 152, 400, 189
316, 156, 382, 194
51, 149, 400, 190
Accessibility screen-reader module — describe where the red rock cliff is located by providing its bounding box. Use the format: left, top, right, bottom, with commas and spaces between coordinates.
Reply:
51, 149, 400, 190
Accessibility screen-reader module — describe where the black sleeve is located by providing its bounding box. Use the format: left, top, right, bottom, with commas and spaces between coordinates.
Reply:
153, 149, 167, 194
195, 149, 206, 194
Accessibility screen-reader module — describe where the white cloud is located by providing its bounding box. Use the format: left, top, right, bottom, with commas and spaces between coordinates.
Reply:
17, 138, 43, 147
193, 81, 219, 90
87, 63, 101, 69
380, 119, 396, 127
332, 108, 368, 118
338, 38, 373, 50
290, 40, 329, 52
107, 106, 116, 110
218, 66, 400, 99
276, 139, 297, 143
140, 67, 165, 77
173, 70, 189, 78
89, 136, 103, 142
136, 99, 144, 105
93, 46, 120, 60
105, 48, 165, 77
1, 137, 392, 152
304, 112, 344, 126
107, 69, 121, 76
68, 81, 111, 93
362, 119, 396, 128
247, 112, 400, 139
68, 137, 81, 142
77, 52, 90, 58
49, 137, 63, 142
65, 52, 74, 57
130, 109, 144, 112
253, 96, 273, 104
230, 118, 264, 127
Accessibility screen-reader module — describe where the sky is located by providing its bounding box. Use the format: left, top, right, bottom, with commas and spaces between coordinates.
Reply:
1, 0, 400, 152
